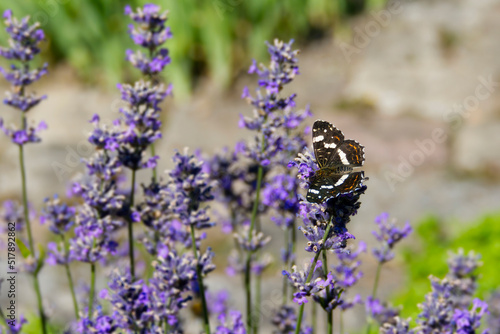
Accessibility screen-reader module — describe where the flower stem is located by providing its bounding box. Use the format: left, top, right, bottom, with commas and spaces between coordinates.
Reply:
327, 309, 333, 334
245, 163, 264, 332
61, 235, 79, 319
366, 262, 383, 334
190, 225, 211, 334
33, 273, 47, 334
295, 221, 333, 334
128, 169, 137, 279
312, 301, 317, 333
245, 255, 253, 331
88, 263, 96, 319
371, 262, 382, 298
322, 249, 333, 334
253, 273, 262, 334
150, 144, 157, 182
19, 139, 47, 334
283, 227, 289, 305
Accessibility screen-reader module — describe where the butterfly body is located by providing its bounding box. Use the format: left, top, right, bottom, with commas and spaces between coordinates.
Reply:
307, 120, 366, 203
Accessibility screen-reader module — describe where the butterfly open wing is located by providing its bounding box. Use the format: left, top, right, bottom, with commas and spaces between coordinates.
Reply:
330, 140, 365, 167
312, 120, 344, 168
306, 171, 366, 203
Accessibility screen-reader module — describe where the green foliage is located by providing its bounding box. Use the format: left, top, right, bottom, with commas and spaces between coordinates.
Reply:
0, 0, 386, 97
393, 212, 500, 320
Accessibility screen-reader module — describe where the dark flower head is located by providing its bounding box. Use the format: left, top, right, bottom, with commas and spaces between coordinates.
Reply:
272, 305, 313, 334
298, 195, 365, 253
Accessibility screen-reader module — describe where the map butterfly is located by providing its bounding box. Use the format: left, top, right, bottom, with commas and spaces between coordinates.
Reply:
307, 120, 366, 203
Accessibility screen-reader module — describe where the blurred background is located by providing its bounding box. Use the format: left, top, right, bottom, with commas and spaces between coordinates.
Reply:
0, 0, 500, 332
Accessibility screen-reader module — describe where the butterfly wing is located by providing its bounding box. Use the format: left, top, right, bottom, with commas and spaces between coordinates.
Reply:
312, 120, 344, 168
307, 170, 366, 203
330, 140, 365, 167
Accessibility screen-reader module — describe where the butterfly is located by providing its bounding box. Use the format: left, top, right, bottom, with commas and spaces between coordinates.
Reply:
306, 120, 366, 203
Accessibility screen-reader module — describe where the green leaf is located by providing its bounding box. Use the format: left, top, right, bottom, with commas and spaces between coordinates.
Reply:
16, 238, 31, 259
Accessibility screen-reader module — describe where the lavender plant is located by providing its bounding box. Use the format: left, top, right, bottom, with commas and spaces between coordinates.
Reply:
0, 9, 48, 333
286, 144, 368, 333
365, 213, 412, 333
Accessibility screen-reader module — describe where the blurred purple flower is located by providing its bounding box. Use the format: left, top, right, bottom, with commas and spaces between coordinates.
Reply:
372, 213, 412, 263
40, 194, 75, 235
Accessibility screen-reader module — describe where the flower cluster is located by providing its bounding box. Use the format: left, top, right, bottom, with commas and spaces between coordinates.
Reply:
371, 212, 412, 263
239, 39, 311, 166
0, 10, 47, 144
283, 260, 332, 305
272, 305, 313, 334
125, 4, 172, 77
379, 249, 489, 334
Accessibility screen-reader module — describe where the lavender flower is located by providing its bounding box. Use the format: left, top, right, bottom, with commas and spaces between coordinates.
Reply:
100, 270, 155, 331
0, 200, 33, 233
414, 250, 488, 334
372, 213, 412, 263
452, 299, 489, 334
150, 245, 196, 328
366, 297, 401, 326
166, 149, 215, 230
283, 260, 332, 305
0, 10, 47, 109
124, 4, 172, 77
40, 195, 75, 235
381, 317, 415, 334
0, 10, 48, 144
77, 306, 119, 334
69, 205, 119, 263
216, 310, 246, 334
332, 241, 366, 288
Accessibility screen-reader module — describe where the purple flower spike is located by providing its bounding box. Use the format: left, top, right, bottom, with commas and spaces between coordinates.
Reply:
125, 4, 172, 76
371, 213, 412, 263
0, 11, 48, 136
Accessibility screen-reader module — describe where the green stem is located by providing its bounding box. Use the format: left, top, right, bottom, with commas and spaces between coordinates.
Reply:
371, 262, 382, 298
366, 262, 383, 334
128, 169, 137, 279
190, 225, 211, 334
312, 302, 317, 334
33, 274, 47, 334
19, 144, 34, 251
245, 163, 265, 332
19, 136, 47, 334
88, 263, 96, 320
245, 255, 252, 331
150, 144, 157, 182
322, 249, 333, 334
253, 273, 261, 334
327, 309, 333, 334
295, 221, 333, 334
61, 235, 79, 319
282, 227, 289, 305
340, 311, 344, 334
